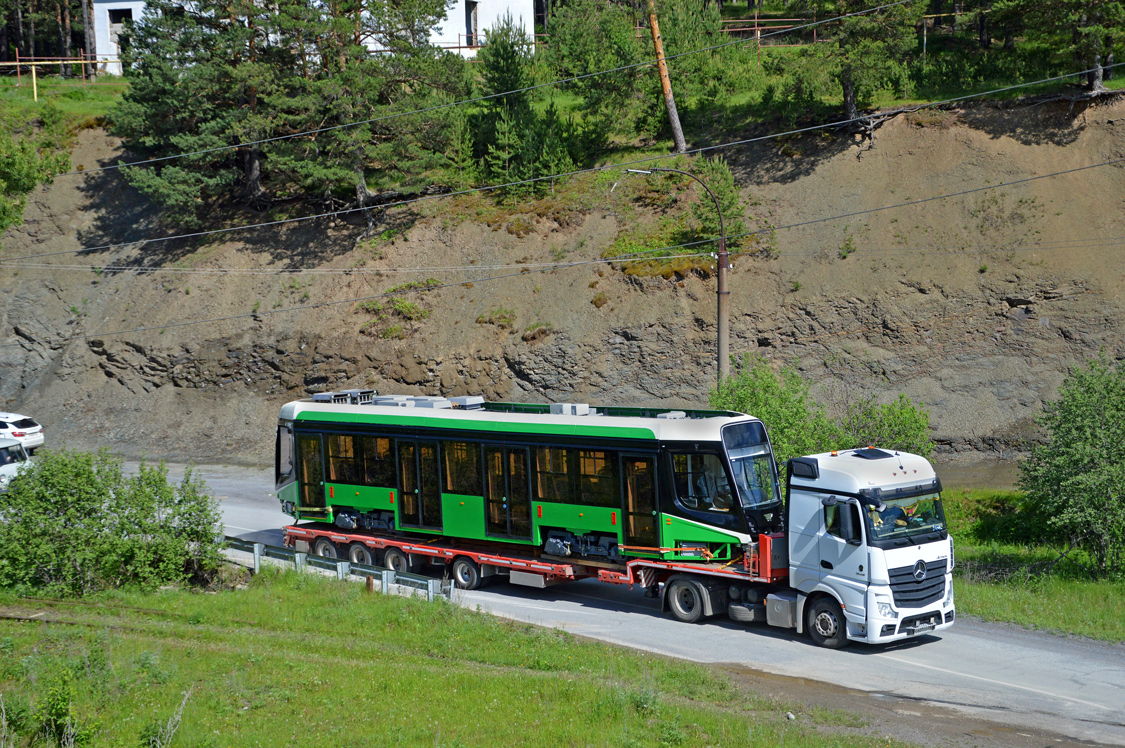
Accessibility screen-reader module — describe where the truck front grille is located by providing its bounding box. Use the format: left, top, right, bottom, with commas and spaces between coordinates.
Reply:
888, 559, 946, 608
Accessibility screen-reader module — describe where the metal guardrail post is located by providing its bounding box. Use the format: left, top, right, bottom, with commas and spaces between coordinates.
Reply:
336, 561, 350, 580
253, 543, 262, 574
382, 569, 394, 592
295, 552, 307, 573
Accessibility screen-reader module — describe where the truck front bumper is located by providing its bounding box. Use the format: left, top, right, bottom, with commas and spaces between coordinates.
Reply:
858, 577, 955, 644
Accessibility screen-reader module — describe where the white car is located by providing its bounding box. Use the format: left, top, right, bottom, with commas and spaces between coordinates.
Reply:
0, 437, 30, 493
0, 413, 44, 454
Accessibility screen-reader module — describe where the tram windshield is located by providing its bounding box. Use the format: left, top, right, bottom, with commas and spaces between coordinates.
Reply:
721, 422, 781, 509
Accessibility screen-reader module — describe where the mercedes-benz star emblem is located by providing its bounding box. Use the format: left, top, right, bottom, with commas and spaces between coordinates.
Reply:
913, 560, 927, 582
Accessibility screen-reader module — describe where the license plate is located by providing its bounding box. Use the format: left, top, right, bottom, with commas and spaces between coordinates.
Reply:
911, 622, 935, 634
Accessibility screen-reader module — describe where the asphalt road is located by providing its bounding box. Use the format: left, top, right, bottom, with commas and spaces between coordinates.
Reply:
156, 462, 1125, 747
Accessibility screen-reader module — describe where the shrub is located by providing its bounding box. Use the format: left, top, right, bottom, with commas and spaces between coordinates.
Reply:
838, 394, 933, 457
709, 354, 839, 466
0, 449, 222, 595
1019, 352, 1125, 577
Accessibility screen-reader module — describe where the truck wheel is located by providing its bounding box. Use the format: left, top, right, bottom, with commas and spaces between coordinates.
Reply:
451, 557, 483, 590
313, 538, 338, 559
348, 543, 374, 566
667, 579, 705, 623
383, 548, 411, 573
807, 597, 848, 649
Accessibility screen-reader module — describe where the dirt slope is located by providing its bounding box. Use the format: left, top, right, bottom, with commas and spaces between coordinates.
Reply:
1, 98, 1123, 466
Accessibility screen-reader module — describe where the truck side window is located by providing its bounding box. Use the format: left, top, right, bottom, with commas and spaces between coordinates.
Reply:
825, 503, 861, 541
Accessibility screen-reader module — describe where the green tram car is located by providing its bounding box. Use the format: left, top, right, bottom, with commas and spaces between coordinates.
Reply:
276, 392, 784, 565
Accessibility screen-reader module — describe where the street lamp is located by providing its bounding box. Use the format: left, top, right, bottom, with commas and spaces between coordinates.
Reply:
626, 168, 730, 385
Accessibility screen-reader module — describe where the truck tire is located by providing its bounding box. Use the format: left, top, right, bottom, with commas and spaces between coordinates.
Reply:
451, 557, 484, 590
313, 537, 338, 559
807, 597, 848, 649
348, 543, 374, 566
383, 547, 411, 573
667, 578, 706, 623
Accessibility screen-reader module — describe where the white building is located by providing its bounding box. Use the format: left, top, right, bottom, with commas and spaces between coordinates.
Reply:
92, 0, 534, 74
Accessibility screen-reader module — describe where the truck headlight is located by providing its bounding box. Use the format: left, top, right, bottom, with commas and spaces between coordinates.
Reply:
944, 581, 954, 607
875, 595, 898, 619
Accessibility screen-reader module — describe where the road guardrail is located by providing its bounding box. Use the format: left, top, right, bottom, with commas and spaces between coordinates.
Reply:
224, 535, 453, 601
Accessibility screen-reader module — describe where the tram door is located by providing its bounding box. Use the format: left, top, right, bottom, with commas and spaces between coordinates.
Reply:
295, 433, 327, 519
484, 446, 531, 539
398, 441, 442, 529
622, 455, 658, 548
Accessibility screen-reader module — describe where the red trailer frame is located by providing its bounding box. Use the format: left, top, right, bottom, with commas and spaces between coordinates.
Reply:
284, 524, 789, 588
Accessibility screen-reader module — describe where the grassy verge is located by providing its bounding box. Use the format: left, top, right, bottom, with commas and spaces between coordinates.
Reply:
0, 75, 125, 122
944, 488, 1125, 643
0, 569, 905, 748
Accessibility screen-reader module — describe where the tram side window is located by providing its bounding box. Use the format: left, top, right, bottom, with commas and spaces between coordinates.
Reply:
359, 436, 396, 488
536, 446, 574, 503
327, 434, 363, 484
578, 449, 619, 507
671, 453, 733, 512
443, 441, 482, 495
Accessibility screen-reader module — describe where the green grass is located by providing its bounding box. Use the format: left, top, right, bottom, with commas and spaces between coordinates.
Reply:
0, 74, 125, 121
943, 488, 1125, 643
0, 569, 907, 747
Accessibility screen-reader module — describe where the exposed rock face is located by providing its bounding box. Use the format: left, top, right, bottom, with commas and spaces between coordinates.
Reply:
2, 99, 1123, 465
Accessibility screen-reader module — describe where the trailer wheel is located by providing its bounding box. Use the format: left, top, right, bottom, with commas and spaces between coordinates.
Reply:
667, 579, 705, 623
451, 557, 483, 590
348, 543, 374, 566
313, 538, 338, 559
807, 597, 848, 649
383, 548, 411, 573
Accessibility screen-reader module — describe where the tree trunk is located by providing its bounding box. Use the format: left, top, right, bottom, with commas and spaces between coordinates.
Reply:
1089, 52, 1104, 91
29, 0, 36, 60
62, 0, 72, 76
1003, 25, 1014, 49
978, 2, 989, 49
0, 14, 9, 61
1106, 49, 1114, 81
15, 2, 24, 58
240, 148, 265, 204
81, 0, 95, 78
842, 75, 859, 122
951, 0, 959, 34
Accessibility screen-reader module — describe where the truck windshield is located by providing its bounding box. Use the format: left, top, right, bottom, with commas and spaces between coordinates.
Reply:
721, 422, 780, 509
865, 493, 946, 542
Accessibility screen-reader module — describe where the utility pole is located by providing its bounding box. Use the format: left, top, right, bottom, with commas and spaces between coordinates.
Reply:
627, 168, 729, 384
644, 0, 687, 154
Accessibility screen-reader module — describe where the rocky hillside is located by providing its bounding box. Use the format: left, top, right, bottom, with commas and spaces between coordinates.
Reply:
2, 98, 1123, 466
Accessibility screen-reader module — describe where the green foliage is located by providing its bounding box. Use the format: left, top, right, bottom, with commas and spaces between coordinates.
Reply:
1019, 352, 1125, 577
710, 356, 934, 467
994, 0, 1125, 88
839, 394, 933, 457
0, 112, 70, 237
688, 156, 747, 244
785, 0, 923, 117
544, 0, 642, 123
110, 0, 471, 225
0, 449, 223, 595
476, 307, 516, 328
709, 354, 839, 466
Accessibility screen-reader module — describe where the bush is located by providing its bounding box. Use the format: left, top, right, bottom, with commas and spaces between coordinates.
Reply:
710, 355, 935, 468
0, 449, 222, 595
709, 354, 839, 466
1018, 353, 1125, 578
839, 393, 933, 457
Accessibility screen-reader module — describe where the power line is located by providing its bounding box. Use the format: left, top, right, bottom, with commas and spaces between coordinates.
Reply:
56, 0, 915, 178
0, 250, 720, 350
5, 234, 1123, 277
6, 63, 1118, 267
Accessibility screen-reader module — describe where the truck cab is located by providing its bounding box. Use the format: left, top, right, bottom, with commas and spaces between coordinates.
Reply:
786, 448, 955, 647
